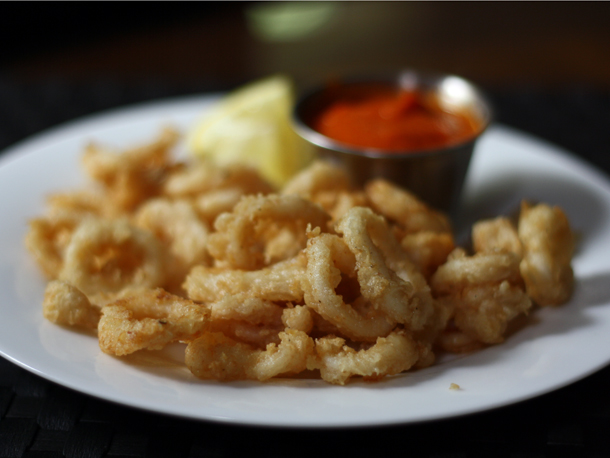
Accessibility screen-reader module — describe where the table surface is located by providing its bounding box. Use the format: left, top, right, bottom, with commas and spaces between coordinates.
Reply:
1, 3, 610, 457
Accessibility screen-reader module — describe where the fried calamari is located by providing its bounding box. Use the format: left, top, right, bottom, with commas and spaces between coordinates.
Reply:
26, 131, 576, 385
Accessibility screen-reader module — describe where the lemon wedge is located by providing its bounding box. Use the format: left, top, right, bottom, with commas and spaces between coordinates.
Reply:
188, 75, 314, 188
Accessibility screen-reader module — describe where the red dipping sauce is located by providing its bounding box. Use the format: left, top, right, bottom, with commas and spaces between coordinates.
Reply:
311, 85, 480, 152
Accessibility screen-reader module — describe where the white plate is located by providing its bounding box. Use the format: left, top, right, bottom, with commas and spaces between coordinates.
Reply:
1, 94, 610, 428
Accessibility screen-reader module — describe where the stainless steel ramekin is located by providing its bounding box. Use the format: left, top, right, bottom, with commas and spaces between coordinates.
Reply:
292, 70, 493, 216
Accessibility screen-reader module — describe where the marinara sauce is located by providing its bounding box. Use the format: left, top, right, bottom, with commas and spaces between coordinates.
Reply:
311, 84, 480, 152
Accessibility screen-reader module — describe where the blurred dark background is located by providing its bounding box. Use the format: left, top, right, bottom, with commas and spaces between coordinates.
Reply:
2, 2, 609, 88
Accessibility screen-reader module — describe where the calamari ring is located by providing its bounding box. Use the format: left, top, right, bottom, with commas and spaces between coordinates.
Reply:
134, 198, 210, 267
282, 161, 367, 222
207, 194, 331, 270
281, 305, 314, 333
518, 201, 574, 306
430, 249, 523, 296
185, 329, 314, 381
194, 188, 245, 224
472, 216, 522, 257
365, 179, 451, 234
184, 254, 306, 303
134, 198, 211, 292
400, 231, 455, 279
43, 280, 100, 329
302, 232, 395, 342
59, 218, 165, 296
335, 206, 434, 330
282, 160, 351, 198
201, 295, 286, 348
430, 248, 531, 346
98, 288, 210, 356
308, 330, 420, 385
25, 214, 84, 279
453, 281, 532, 344
82, 127, 178, 214
206, 318, 285, 349
206, 296, 284, 325
163, 160, 273, 199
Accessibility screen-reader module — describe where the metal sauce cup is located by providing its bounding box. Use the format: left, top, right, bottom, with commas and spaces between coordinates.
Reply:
292, 71, 493, 217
